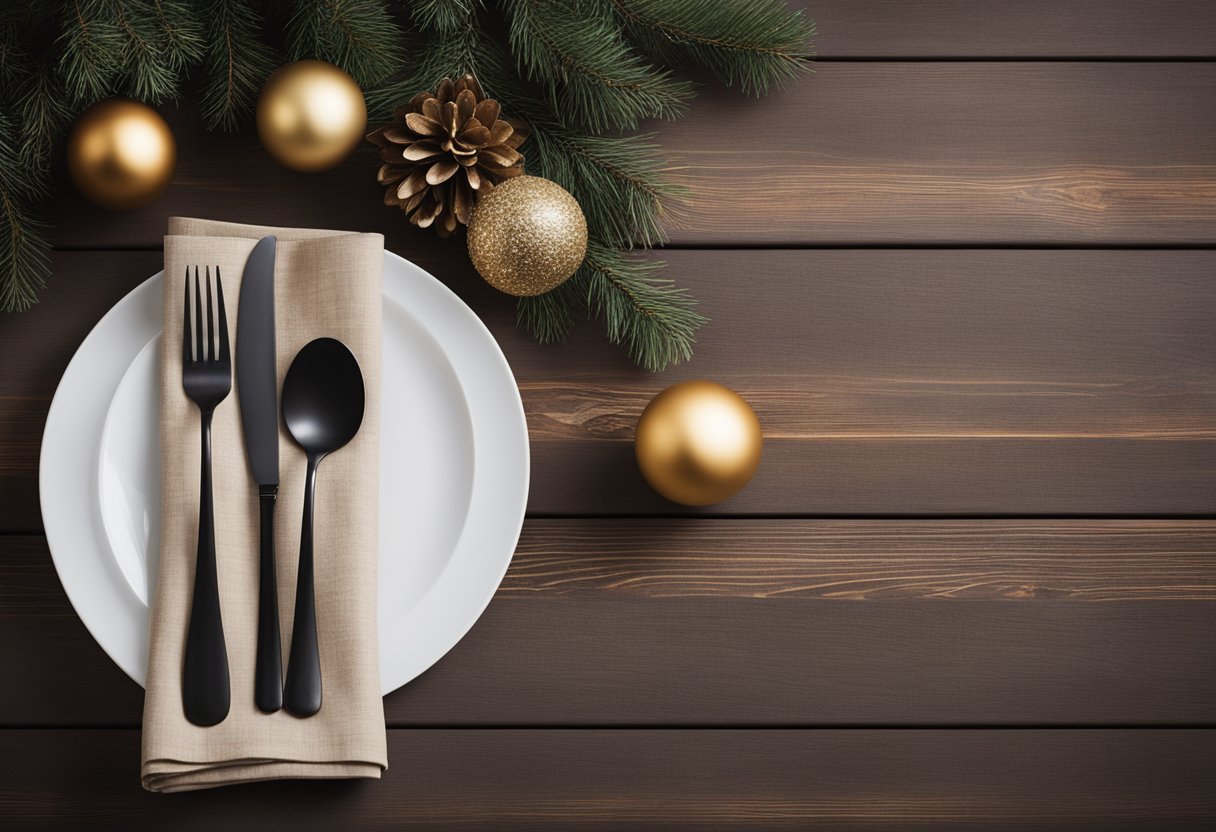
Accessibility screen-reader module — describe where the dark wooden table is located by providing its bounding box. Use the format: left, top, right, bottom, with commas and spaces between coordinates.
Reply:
3, 3, 1215, 828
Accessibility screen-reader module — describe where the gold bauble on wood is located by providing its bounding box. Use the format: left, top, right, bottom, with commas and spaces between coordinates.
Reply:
466, 175, 587, 296
257, 60, 367, 172
66, 98, 176, 210
635, 380, 763, 506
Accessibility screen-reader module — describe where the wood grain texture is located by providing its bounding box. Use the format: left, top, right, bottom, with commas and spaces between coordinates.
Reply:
6, 249, 1214, 527
660, 63, 1216, 244
39, 65, 1216, 248
1, 729, 1214, 830
809, 1, 1216, 57
5, 525, 1215, 727
503, 520, 1216, 600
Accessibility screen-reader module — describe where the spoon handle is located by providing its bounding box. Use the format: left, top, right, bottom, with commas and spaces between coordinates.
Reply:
183, 410, 231, 726
284, 455, 322, 717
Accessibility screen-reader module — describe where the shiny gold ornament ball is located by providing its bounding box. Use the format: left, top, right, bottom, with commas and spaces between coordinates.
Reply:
66, 99, 176, 210
466, 175, 588, 296
635, 380, 763, 506
257, 60, 367, 172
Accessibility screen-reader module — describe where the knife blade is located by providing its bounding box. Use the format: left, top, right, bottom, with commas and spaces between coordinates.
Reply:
237, 236, 279, 488
236, 234, 283, 713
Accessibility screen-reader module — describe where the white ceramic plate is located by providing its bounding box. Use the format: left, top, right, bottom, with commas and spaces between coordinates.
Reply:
40, 251, 529, 694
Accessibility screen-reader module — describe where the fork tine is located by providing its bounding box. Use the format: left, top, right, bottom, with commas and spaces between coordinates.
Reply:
183, 267, 193, 364
193, 265, 204, 363
205, 266, 215, 362
215, 267, 230, 363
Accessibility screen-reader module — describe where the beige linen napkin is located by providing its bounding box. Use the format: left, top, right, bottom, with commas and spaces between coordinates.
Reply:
141, 218, 385, 792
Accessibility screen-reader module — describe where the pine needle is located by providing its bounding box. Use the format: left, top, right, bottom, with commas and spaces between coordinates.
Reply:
516, 270, 587, 344
18, 66, 72, 174
198, 0, 276, 130
151, 0, 207, 73
284, 0, 405, 88
56, 0, 125, 102
0, 115, 51, 313
609, 0, 814, 95
581, 241, 704, 371
410, 0, 479, 34
507, 0, 694, 132
110, 0, 183, 103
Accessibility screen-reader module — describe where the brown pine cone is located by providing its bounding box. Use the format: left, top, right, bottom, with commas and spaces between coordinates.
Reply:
368, 74, 528, 237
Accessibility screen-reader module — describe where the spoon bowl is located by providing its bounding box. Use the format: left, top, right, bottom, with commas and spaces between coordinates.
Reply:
283, 338, 364, 457
280, 337, 365, 717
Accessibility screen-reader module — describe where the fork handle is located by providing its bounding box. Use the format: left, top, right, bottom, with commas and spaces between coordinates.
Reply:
182, 411, 231, 726
284, 455, 322, 717
255, 487, 283, 713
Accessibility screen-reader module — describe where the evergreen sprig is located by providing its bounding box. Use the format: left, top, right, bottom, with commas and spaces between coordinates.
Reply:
198, 0, 276, 129
56, 1, 126, 103
609, 0, 814, 95
0, 113, 51, 312
284, 0, 405, 88
408, 0, 478, 34
519, 241, 703, 371
0, 0, 814, 369
506, 0, 694, 132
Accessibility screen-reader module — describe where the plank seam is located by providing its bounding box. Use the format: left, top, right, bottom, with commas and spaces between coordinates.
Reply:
1, 724, 1214, 730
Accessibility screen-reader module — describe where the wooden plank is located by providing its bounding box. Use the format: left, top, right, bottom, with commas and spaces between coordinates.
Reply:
502, 519, 1216, 601
7, 249, 1215, 527
1, 728, 1213, 829
41, 64, 1216, 248
659, 63, 1216, 244
4, 523, 1215, 726
810, 1, 1216, 57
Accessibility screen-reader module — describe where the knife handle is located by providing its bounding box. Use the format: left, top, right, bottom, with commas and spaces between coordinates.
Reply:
255, 487, 283, 713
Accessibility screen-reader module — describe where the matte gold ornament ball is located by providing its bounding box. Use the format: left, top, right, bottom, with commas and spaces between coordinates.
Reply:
635, 380, 763, 506
66, 98, 176, 210
257, 60, 367, 172
466, 175, 588, 296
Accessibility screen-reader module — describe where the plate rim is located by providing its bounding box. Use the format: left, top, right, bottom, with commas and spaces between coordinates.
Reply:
40, 250, 529, 695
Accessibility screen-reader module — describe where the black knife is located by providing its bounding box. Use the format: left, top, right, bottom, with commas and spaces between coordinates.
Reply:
236, 235, 283, 713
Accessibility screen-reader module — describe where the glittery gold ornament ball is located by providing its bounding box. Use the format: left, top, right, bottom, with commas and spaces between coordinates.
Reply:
257, 60, 367, 172
466, 175, 588, 296
635, 380, 763, 506
67, 98, 175, 210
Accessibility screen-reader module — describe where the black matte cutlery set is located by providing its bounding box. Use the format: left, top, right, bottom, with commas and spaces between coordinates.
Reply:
181, 236, 365, 726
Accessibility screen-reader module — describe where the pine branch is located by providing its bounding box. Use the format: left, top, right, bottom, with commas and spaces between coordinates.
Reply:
516, 268, 587, 343
581, 241, 703, 371
56, 0, 126, 102
0, 115, 51, 312
151, 0, 207, 73
18, 66, 72, 174
0, 12, 30, 93
284, 0, 404, 88
517, 242, 705, 371
110, 1, 184, 102
198, 0, 276, 129
365, 14, 484, 119
506, 0, 693, 132
409, 0, 478, 33
608, 0, 813, 95
524, 123, 682, 249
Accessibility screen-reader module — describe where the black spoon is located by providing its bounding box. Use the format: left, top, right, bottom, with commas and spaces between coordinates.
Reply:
281, 337, 365, 717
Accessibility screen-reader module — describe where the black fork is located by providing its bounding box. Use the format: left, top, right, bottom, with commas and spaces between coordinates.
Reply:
181, 266, 232, 727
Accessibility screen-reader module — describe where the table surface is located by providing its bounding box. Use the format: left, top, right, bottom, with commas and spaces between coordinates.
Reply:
3, 2, 1216, 828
